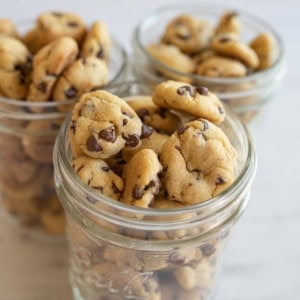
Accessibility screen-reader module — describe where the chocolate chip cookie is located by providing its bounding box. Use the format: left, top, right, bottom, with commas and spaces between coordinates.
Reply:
24, 11, 86, 53
162, 14, 213, 54
27, 37, 78, 102
250, 33, 274, 70
72, 156, 124, 200
127, 96, 181, 134
71, 90, 143, 159
0, 18, 18, 38
211, 33, 259, 69
152, 80, 225, 124
215, 11, 241, 36
53, 57, 109, 108
147, 43, 195, 82
196, 56, 247, 77
80, 21, 112, 62
121, 149, 162, 208
160, 119, 237, 204
0, 35, 32, 99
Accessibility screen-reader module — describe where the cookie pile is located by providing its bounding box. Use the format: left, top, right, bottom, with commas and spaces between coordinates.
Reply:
68, 80, 237, 299
147, 11, 274, 81
0, 11, 112, 235
0, 11, 112, 103
70, 80, 237, 207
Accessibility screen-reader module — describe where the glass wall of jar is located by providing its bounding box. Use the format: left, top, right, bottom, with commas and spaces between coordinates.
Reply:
53, 82, 256, 299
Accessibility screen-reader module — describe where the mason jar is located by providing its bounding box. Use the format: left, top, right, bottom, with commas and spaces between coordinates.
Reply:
0, 38, 128, 241
131, 3, 286, 123
53, 82, 256, 299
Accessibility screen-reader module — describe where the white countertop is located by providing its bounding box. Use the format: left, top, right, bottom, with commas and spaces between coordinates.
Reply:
0, 0, 299, 299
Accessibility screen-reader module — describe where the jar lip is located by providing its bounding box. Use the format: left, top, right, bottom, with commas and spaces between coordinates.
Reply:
133, 2, 286, 85
54, 81, 257, 220
0, 34, 128, 119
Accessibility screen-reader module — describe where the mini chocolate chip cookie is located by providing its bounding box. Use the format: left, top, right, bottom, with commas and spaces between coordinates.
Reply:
147, 43, 195, 82
121, 149, 162, 208
80, 21, 112, 62
0, 18, 18, 38
250, 33, 274, 70
72, 156, 124, 200
121, 130, 169, 162
211, 33, 259, 69
0, 35, 32, 99
196, 56, 247, 77
152, 80, 225, 124
160, 119, 237, 205
71, 90, 143, 159
24, 11, 86, 53
27, 37, 78, 102
215, 11, 241, 36
53, 57, 109, 109
162, 14, 213, 54
127, 96, 181, 134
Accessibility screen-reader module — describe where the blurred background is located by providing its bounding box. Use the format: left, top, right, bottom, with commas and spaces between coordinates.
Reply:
0, 0, 299, 299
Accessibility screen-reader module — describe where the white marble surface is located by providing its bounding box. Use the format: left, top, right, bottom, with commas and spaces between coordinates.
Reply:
0, 0, 299, 299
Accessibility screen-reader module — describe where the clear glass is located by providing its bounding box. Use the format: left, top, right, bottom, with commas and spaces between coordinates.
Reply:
53, 82, 257, 299
131, 3, 286, 123
0, 30, 128, 241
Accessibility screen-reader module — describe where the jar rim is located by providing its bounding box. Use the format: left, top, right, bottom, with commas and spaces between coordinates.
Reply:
54, 81, 257, 219
133, 2, 285, 86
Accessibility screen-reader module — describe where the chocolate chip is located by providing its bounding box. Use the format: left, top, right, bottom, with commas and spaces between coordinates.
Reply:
97, 48, 104, 59
132, 185, 145, 199
215, 176, 226, 185
67, 21, 78, 27
76, 164, 84, 173
112, 182, 121, 194
219, 36, 231, 43
146, 180, 156, 189
86, 135, 102, 152
36, 81, 47, 93
51, 123, 60, 130
70, 121, 76, 134
228, 11, 238, 18
177, 125, 186, 135
158, 108, 167, 118
202, 120, 209, 130
141, 124, 153, 139
92, 186, 104, 193
122, 111, 132, 118
176, 32, 190, 40
195, 86, 209, 96
65, 86, 77, 99
52, 12, 62, 17
122, 134, 140, 147
137, 109, 149, 120
200, 244, 216, 257
177, 85, 195, 97
98, 126, 116, 142
123, 119, 128, 126
218, 106, 225, 114
101, 166, 109, 172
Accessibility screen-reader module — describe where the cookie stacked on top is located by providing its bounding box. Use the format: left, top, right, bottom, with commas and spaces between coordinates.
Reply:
0, 11, 111, 104
69, 80, 237, 208
147, 11, 274, 81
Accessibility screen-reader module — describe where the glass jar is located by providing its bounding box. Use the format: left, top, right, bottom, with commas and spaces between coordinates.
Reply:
53, 82, 256, 299
0, 38, 128, 241
131, 3, 286, 123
